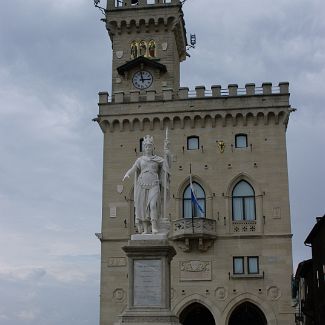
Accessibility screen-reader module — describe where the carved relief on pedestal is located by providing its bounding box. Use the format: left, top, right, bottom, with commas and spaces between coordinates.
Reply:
180, 260, 211, 281
267, 286, 281, 300
113, 288, 126, 303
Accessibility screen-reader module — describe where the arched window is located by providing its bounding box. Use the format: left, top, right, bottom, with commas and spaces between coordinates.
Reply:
139, 138, 144, 152
183, 182, 205, 218
232, 180, 256, 220
187, 136, 199, 150
235, 134, 248, 148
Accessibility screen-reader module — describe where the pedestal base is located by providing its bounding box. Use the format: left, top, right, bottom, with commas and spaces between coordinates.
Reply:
118, 239, 180, 325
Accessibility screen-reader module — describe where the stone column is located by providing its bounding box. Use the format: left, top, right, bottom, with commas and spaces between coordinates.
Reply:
117, 237, 180, 325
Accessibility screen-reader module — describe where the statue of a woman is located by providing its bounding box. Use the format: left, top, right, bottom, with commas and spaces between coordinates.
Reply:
122, 134, 170, 234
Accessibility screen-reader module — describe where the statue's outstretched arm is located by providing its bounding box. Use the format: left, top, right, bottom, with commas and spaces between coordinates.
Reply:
122, 159, 139, 182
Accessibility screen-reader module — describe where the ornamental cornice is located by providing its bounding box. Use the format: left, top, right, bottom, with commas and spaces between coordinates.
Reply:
96, 108, 290, 133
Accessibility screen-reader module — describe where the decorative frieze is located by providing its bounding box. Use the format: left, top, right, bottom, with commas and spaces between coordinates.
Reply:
98, 109, 287, 133
232, 220, 257, 233
180, 260, 212, 281
107, 257, 127, 267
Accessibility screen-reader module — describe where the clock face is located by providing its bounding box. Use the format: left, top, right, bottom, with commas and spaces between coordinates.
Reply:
132, 70, 153, 90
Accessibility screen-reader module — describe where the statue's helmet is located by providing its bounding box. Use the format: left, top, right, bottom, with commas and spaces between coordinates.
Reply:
143, 135, 154, 147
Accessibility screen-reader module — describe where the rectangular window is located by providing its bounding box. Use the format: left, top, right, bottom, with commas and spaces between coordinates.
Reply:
187, 136, 199, 150
233, 257, 244, 274
139, 138, 144, 152
248, 257, 259, 274
115, 0, 123, 7
235, 134, 248, 148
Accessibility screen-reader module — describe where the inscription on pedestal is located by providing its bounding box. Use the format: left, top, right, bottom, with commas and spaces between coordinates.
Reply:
134, 259, 162, 307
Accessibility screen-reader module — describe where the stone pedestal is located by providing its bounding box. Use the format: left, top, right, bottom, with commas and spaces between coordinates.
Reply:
117, 238, 180, 325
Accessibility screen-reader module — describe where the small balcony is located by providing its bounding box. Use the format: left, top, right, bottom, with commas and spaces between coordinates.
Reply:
170, 218, 217, 252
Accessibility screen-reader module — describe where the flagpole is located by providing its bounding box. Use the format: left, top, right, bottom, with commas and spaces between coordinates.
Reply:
163, 127, 168, 221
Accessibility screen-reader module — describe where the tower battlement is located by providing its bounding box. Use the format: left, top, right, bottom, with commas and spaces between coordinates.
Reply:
98, 82, 289, 104
107, 0, 180, 11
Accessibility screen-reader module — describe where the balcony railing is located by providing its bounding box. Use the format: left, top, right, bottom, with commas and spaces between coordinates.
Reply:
171, 218, 217, 240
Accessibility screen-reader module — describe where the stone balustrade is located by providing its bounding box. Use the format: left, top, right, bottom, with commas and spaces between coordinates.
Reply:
171, 218, 217, 240
98, 82, 290, 104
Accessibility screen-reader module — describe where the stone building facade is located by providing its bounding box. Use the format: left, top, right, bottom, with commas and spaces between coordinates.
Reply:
95, 0, 295, 324
294, 215, 325, 325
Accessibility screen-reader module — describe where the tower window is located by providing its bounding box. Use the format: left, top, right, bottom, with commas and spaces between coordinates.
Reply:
232, 181, 256, 220
235, 134, 248, 148
233, 257, 244, 274
187, 136, 199, 150
183, 182, 205, 218
248, 257, 259, 274
131, 0, 139, 5
139, 138, 144, 152
115, 0, 123, 7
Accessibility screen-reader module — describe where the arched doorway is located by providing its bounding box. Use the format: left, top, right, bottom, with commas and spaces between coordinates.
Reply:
228, 302, 267, 325
180, 302, 215, 325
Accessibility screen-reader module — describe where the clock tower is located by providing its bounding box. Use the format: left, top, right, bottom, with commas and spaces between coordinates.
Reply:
95, 1, 295, 325
106, 0, 187, 98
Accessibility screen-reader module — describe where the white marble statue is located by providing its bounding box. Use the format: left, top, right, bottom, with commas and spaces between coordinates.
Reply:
122, 132, 171, 234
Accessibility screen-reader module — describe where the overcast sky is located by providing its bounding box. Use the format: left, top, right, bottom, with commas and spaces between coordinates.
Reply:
0, 0, 324, 324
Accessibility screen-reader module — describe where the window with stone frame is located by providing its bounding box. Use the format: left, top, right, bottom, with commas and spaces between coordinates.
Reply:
247, 256, 259, 274
235, 133, 248, 148
233, 256, 260, 275
139, 138, 144, 152
232, 180, 256, 221
187, 136, 199, 150
183, 182, 205, 219
233, 257, 245, 274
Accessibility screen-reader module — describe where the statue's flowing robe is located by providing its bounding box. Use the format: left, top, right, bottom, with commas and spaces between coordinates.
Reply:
130, 155, 170, 224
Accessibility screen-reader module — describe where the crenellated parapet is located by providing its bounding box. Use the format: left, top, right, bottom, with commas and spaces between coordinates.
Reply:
105, 0, 186, 60
96, 82, 291, 133
107, 0, 180, 11
99, 82, 289, 104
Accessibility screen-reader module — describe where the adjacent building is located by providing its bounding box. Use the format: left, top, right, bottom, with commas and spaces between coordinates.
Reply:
295, 215, 325, 325
94, 0, 295, 324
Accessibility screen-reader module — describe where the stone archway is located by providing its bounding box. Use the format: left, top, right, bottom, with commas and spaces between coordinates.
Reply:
179, 302, 215, 325
228, 301, 267, 325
